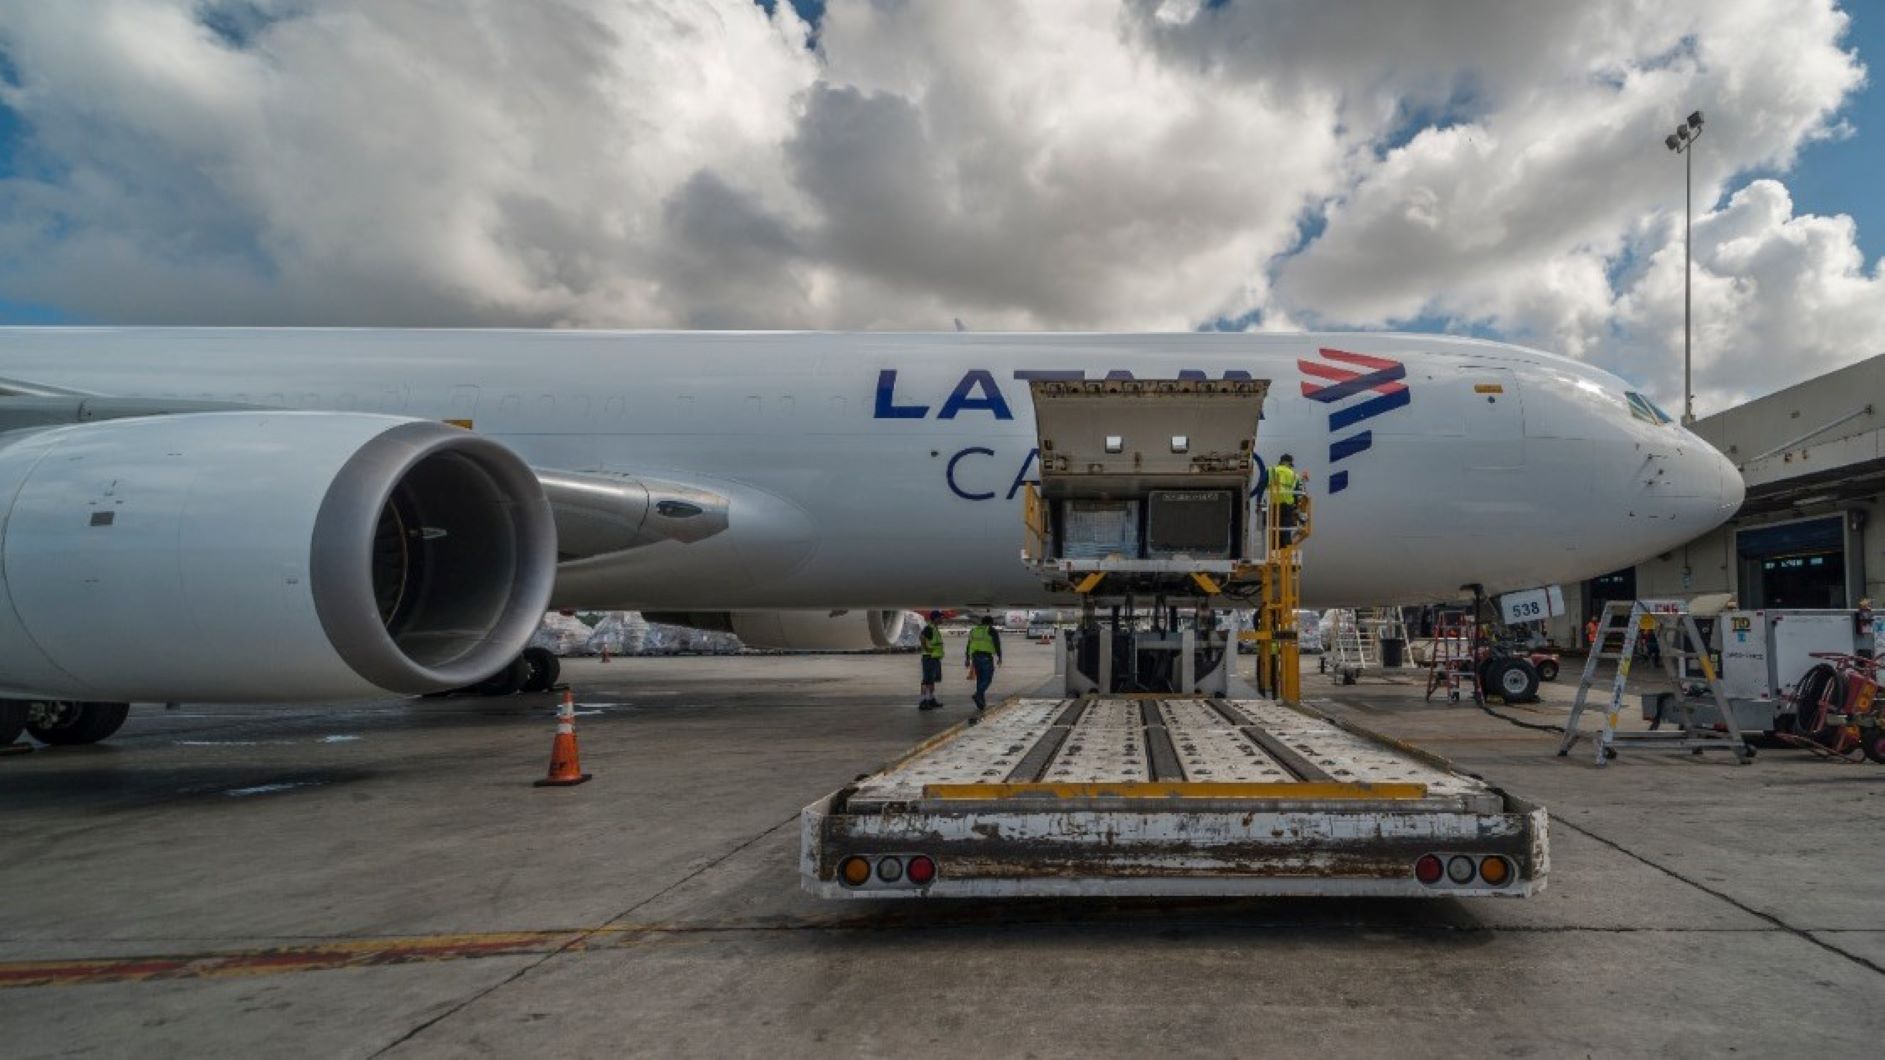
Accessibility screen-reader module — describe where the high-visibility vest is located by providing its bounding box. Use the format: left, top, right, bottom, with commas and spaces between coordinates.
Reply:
921, 625, 945, 659
968, 625, 997, 656
1269, 464, 1299, 506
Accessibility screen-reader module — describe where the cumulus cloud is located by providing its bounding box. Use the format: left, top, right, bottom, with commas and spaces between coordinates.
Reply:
0, 0, 1877, 406
1614, 179, 1885, 412
0, 0, 821, 325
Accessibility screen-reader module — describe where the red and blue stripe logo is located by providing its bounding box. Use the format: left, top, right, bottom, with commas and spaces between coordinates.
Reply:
1298, 348, 1410, 494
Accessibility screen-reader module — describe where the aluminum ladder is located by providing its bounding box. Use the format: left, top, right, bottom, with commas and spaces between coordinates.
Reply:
1326, 609, 1370, 684
1556, 600, 1752, 766
1359, 607, 1403, 666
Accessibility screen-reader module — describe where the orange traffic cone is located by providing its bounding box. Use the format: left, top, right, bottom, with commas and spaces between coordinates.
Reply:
534, 691, 592, 787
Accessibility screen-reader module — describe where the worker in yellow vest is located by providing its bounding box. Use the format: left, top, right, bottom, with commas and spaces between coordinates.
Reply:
1270, 453, 1304, 544
917, 610, 946, 711
965, 615, 1004, 713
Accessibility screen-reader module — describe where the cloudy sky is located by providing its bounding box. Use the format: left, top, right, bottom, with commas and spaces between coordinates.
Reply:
1, 0, 1880, 414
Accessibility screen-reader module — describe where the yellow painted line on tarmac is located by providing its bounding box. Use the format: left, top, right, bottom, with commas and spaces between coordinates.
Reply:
0, 929, 649, 990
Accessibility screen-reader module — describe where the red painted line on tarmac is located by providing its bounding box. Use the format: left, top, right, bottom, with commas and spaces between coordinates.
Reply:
0, 931, 605, 989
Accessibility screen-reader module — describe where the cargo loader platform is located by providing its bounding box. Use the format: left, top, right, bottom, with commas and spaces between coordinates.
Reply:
802, 696, 1549, 899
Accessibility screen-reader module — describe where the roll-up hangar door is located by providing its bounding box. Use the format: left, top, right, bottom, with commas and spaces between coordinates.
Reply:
1736, 516, 1846, 609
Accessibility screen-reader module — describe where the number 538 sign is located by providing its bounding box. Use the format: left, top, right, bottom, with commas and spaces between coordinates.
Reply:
1501, 586, 1565, 624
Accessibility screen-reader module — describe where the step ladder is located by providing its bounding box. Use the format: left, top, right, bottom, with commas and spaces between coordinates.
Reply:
1424, 620, 1481, 704
1326, 609, 1371, 684
1359, 607, 1404, 667
1556, 600, 1752, 766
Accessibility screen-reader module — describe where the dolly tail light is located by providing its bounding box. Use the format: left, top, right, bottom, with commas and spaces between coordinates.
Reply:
1414, 854, 1444, 885
1446, 855, 1475, 884
906, 855, 937, 885
839, 856, 871, 887
1479, 855, 1512, 886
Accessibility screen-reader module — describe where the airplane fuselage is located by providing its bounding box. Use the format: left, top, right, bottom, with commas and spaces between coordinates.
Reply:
0, 328, 1743, 609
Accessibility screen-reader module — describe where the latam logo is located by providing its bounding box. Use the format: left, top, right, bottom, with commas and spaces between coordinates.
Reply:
1299, 348, 1411, 495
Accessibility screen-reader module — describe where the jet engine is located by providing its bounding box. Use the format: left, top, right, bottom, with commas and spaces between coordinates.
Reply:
0, 412, 555, 702
644, 610, 909, 651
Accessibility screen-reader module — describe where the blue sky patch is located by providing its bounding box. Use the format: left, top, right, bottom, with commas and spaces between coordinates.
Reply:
1730, 9, 1882, 261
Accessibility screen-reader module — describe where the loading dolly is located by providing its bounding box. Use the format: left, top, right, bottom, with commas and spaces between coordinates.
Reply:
801, 694, 1548, 897
802, 378, 1550, 898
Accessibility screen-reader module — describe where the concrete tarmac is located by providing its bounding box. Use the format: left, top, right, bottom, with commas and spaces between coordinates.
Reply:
3, 641, 1883, 1057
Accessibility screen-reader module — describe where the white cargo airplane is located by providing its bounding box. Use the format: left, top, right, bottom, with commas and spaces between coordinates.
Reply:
0, 329, 1739, 743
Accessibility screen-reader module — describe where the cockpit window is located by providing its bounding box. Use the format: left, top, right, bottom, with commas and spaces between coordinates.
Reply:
1624, 391, 1671, 426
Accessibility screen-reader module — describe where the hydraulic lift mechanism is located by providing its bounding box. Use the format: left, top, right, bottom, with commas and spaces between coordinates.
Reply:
1019, 378, 1308, 701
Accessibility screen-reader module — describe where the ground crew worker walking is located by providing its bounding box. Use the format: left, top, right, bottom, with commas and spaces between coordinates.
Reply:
1270, 453, 1303, 545
965, 614, 1003, 713
917, 610, 946, 710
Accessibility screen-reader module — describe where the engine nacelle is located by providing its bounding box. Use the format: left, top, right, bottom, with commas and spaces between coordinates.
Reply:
0, 412, 555, 701
645, 610, 908, 652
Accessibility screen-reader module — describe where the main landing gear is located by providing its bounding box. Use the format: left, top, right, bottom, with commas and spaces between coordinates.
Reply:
1, 700, 133, 746
2, 649, 567, 747
433, 646, 563, 697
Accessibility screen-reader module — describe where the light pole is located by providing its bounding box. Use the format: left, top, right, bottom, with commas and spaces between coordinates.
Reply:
1664, 110, 1704, 425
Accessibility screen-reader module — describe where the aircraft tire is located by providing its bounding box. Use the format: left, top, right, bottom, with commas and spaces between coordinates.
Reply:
1491, 659, 1540, 704
475, 656, 531, 697
0, 700, 28, 746
1476, 657, 1500, 691
26, 701, 132, 745
520, 648, 560, 693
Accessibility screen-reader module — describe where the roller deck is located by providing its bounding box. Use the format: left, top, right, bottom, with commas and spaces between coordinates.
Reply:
802, 696, 1549, 898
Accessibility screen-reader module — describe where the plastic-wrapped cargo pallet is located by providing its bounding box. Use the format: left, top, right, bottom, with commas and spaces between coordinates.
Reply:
585, 612, 650, 656
686, 627, 742, 655
529, 612, 595, 657
894, 611, 925, 649
637, 621, 681, 655
1295, 610, 1323, 653
635, 617, 741, 655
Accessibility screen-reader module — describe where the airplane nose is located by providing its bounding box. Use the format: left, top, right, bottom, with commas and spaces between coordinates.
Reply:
1714, 445, 1745, 515
1660, 436, 1743, 539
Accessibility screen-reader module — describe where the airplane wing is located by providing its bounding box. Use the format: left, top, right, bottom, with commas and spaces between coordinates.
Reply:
535, 469, 729, 560
0, 374, 101, 398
